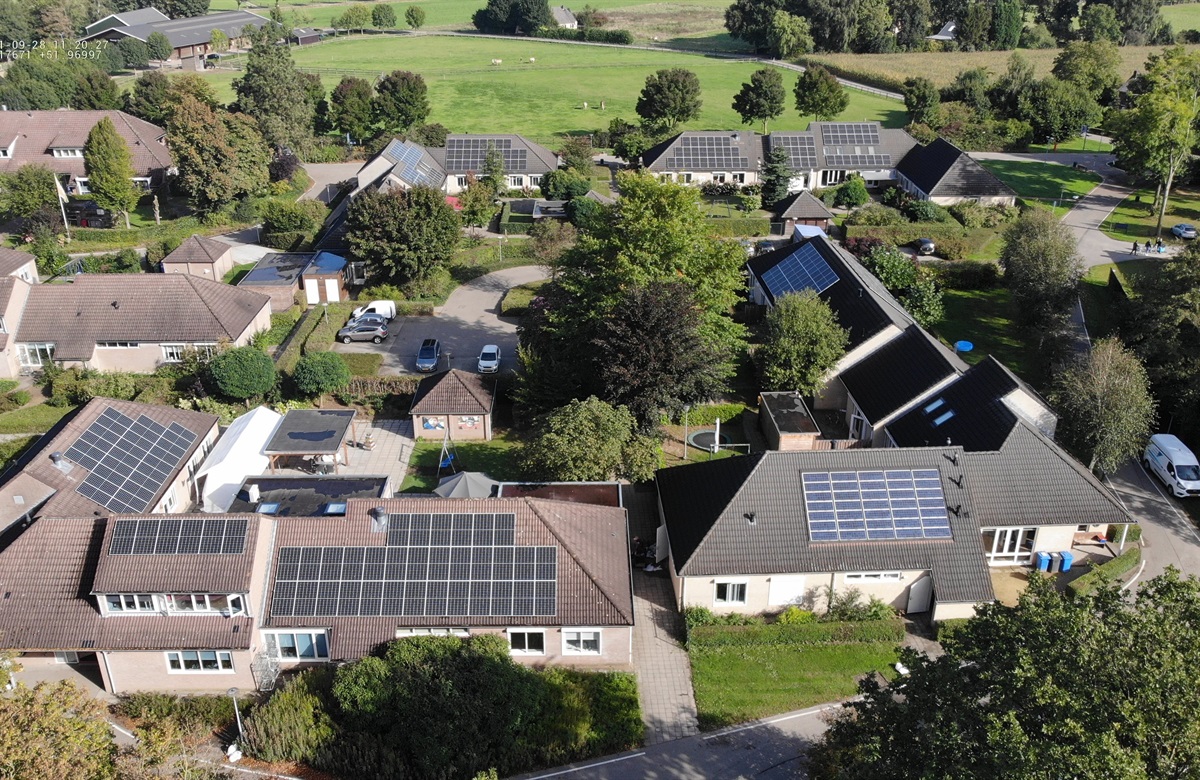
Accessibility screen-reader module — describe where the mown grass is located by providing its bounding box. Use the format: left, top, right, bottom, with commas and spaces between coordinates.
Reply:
206, 36, 907, 145
1078, 259, 1168, 340
1100, 187, 1200, 243
0, 403, 76, 434
223, 261, 257, 285
1026, 135, 1114, 153
933, 286, 1039, 383
340, 352, 384, 376
0, 435, 38, 473
499, 279, 548, 316
690, 642, 899, 729
1161, 2, 1200, 31
977, 158, 1101, 217
399, 431, 524, 491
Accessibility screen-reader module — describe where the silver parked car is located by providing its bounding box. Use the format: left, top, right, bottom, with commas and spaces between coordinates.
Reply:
338, 323, 388, 344
346, 312, 388, 329
1172, 223, 1197, 239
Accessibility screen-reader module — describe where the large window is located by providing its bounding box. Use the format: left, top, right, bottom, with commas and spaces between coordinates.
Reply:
714, 580, 747, 605
166, 650, 234, 673
508, 629, 545, 655
981, 527, 1036, 565
166, 594, 245, 614
508, 175, 525, 188
98, 341, 139, 348
162, 343, 216, 363
105, 593, 155, 613
563, 629, 601, 655
52, 148, 83, 158
266, 631, 329, 660
844, 572, 903, 582
17, 343, 54, 368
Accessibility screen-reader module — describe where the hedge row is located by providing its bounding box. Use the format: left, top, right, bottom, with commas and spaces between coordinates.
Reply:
935, 617, 971, 641
842, 224, 997, 261
793, 57, 906, 95
1067, 546, 1142, 598
705, 217, 774, 238
1106, 523, 1142, 543
303, 302, 359, 355
345, 375, 422, 397
275, 307, 326, 376
671, 402, 748, 426
688, 618, 905, 648
535, 26, 633, 44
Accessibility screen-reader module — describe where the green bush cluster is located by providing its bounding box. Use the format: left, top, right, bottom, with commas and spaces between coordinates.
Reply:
689, 619, 906, 648
776, 605, 817, 625
275, 308, 326, 377
844, 204, 907, 227
949, 201, 1019, 229
671, 402, 748, 426
252, 308, 304, 350
535, 26, 634, 43
1067, 546, 1142, 598
842, 224, 990, 261
684, 606, 766, 630
243, 636, 643, 778
116, 692, 251, 736
705, 217, 772, 237
293, 352, 353, 397
932, 259, 1002, 290
826, 587, 897, 621
78, 248, 144, 274
935, 617, 971, 641
259, 198, 329, 250
44, 368, 143, 407
0, 390, 30, 413
1106, 524, 1142, 543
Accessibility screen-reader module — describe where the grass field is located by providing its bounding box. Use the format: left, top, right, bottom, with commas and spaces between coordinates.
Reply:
977, 159, 1101, 217
399, 432, 522, 491
1079, 259, 1164, 339
207, 36, 906, 145
801, 45, 1185, 89
1027, 135, 1114, 153
0, 403, 76, 434
933, 286, 1039, 384
1161, 3, 1200, 31
1100, 187, 1200, 243
690, 642, 899, 729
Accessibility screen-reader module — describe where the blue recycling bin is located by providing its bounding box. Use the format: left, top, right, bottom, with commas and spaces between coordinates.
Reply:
1035, 551, 1051, 572
1060, 551, 1074, 572
1049, 552, 1063, 573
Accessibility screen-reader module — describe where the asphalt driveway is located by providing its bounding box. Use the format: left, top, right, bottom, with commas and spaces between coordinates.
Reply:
334, 265, 550, 375
1106, 460, 1200, 583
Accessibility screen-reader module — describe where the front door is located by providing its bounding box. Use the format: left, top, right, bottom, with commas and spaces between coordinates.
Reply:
982, 527, 1036, 565
907, 576, 933, 613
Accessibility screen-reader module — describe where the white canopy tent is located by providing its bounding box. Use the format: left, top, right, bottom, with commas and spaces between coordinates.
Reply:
196, 406, 283, 512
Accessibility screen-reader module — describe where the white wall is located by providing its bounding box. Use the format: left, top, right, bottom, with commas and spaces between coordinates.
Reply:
1032, 525, 1076, 554
812, 325, 904, 411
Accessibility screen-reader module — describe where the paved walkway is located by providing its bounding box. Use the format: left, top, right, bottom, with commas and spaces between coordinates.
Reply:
622, 485, 700, 745
272, 418, 415, 482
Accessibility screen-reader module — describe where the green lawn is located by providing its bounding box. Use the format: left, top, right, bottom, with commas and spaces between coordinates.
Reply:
1080, 258, 1165, 339
1100, 187, 1200, 243
0, 404, 76, 434
690, 642, 899, 729
207, 36, 907, 145
223, 262, 256, 285
1161, 2, 1200, 30
1026, 135, 1114, 153
933, 286, 1039, 384
977, 159, 1102, 218
499, 279, 548, 316
399, 432, 523, 491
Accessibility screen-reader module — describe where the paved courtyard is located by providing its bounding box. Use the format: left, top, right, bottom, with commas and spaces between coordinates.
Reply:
274, 417, 416, 483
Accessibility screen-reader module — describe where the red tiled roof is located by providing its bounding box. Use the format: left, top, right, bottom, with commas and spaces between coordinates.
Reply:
0, 110, 172, 180
263, 497, 633, 659
409, 370, 495, 416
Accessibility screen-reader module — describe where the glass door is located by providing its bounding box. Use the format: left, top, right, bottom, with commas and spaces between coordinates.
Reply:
983, 527, 1036, 565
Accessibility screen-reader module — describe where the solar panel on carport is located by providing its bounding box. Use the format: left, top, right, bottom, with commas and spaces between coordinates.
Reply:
760, 242, 840, 298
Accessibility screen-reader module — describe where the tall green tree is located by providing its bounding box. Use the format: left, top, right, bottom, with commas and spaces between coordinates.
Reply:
210, 28, 230, 52
957, 1, 992, 49
458, 174, 496, 234
732, 67, 786, 132
83, 116, 140, 229
903, 76, 940, 125
232, 25, 315, 150
557, 135, 594, 173
999, 208, 1083, 334
1051, 338, 1156, 474
890, 0, 932, 49
158, 0, 210, 17
1100, 0, 1162, 42
989, 0, 1022, 48
724, 0, 787, 51
117, 37, 150, 68
793, 0, 857, 51
330, 76, 374, 141
758, 289, 848, 394
1079, 2, 1122, 41
1052, 39, 1122, 104
987, 53, 1035, 120
168, 96, 269, 213
521, 396, 658, 481
636, 68, 702, 131
591, 281, 731, 431
0, 164, 59, 223
371, 70, 429, 133
71, 68, 121, 110
336, 3, 372, 31
146, 31, 172, 62
343, 186, 460, 290
208, 346, 277, 401
794, 65, 848, 121
811, 571, 1200, 779
292, 352, 352, 397
767, 10, 813, 58
372, 3, 397, 27
405, 5, 426, 27
481, 142, 507, 193
1028, 76, 1102, 148
759, 144, 793, 208
946, 66, 992, 114
853, 0, 895, 53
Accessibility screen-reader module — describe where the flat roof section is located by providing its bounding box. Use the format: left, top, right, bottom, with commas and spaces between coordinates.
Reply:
496, 482, 624, 508
760, 391, 820, 435
240, 253, 313, 286
227, 475, 390, 516
264, 410, 356, 455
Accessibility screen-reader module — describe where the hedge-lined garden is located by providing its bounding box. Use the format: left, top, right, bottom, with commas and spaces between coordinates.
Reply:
242, 635, 643, 779
1067, 547, 1142, 598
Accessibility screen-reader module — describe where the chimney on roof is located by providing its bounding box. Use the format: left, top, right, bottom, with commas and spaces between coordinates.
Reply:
50, 451, 63, 465
247, 483, 260, 504
50, 451, 72, 474
370, 506, 389, 533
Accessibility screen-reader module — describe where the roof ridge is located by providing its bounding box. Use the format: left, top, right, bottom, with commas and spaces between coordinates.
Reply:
184, 274, 238, 338
676, 453, 767, 574
451, 369, 493, 410
527, 497, 634, 624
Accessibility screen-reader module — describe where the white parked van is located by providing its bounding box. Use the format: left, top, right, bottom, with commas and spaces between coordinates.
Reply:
351, 300, 396, 321
1144, 434, 1200, 497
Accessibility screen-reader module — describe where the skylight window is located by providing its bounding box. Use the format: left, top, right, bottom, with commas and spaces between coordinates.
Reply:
933, 411, 956, 426
923, 398, 945, 414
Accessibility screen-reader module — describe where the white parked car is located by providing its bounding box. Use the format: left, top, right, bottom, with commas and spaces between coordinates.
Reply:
477, 344, 501, 373
351, 300, 397, 320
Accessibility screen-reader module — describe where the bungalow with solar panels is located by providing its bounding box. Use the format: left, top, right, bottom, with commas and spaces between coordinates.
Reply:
0, 495, 634, 692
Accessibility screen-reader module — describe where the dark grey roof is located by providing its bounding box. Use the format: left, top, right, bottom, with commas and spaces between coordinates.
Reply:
409, 370, 494, 416
227, 475, 390, 516
239, 252, 311, 286
377, 139, 445, 189
81, 9, 271, 49
887, 357, 1021, 451
551, 5, 577, 25
264, 410, 355, 455
747, 235, 910, 349
767, 124, 918, 172
656, 448, 995, 604
841, 325, 958, 424
427, 135, 559, 175
82, 7, 168, 35
434, 471, 499, 498
760, 391, 820, 435
895, 138, 1016, 200
640, 131, 762, 172
962, 421, 1130, 528
776, 191, 834, 221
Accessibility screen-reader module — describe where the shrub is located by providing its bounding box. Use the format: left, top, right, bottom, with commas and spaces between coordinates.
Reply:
824, 587, 897, 621
259, 199, 328, 250
534, 26, 633, 43
79, 248, 143, 274
880, 186, 912, 209
252, 308, 303, 350
683, 606, 764, 631
337, 374, 421, 410
1106, 524, 1142, 543
243, 669, 337, 763
1067, 546, 1142, 598
834, 176, 869, 208
275, 308, 326, 377
145, 236, 184, 266
688, 619, 906, 648
706, 217, 771, 237
46, 368, 139, 407
935, 617, 971, 641
206, 346, 277, 400
269, 152, 302, 183
843, 236, 885, 258
671, 402, 747, 426
844, 204, 906, 227
359, 283, 405, 303
116, 692, 247, 736
949, 200, 988, 228
904, 199, 955, 223
934, 259, 1001, 290
776, 605, 817, 625
700, 181, 740, 197
7, 390, 29, 407
292, 351, 352, 396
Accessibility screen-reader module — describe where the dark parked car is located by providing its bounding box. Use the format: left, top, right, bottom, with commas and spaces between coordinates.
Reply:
416, 338, 441, 372
338, 323, 387, 344
64, 200, 115, 229
914, 238, 936, 256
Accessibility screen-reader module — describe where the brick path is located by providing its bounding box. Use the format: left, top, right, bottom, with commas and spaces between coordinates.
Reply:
622, 485, 700, 745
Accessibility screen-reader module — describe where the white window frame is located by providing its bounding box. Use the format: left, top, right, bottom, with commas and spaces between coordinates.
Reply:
395, 627, 470, 638
456, 176, 467, 187
165, 593, 246, 615
682, 172, 693, 184
714, 579, 748, 605
165, 650, 235, 673
0, 148, 9, 159
52, 148, 84, 158
76, 177, 91, 194
844, 572, 903, 582
17, 343, 54, 368
713, 172, 728, 184
97, 341, 139, 348
529, 175, 541, 186
562, 628, 602, 655
161, 344, 185, 362
507, 628, 546, 655
263, 630, 329, 661
0, 315, 7, 334
508, 175, 524, 188
733, 172, 746, 184
132, 177, 152, 190
104, 593, 156, 614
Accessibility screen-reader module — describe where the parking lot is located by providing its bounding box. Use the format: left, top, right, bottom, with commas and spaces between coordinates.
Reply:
333, 265, 549, 375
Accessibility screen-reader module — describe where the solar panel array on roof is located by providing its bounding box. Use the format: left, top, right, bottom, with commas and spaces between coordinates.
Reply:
382, 140, 442, 188
773, 135, 817, 168
666, 135, 750, 170
65, 408, 198, 515
271, 513, 558, 617
760, 241, 839, 297
802, 469, 952, 542
444, 138, 527, 171
820, 123, 881, 146
825, 153, 892, 167
109, 516, 247, 555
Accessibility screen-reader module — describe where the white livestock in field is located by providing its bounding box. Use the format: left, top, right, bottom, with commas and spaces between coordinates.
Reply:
491, 58, 502, 65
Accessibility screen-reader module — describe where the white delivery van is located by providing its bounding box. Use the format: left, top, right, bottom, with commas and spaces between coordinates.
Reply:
351, 300, 396, 321
1144, 434, 1200, 497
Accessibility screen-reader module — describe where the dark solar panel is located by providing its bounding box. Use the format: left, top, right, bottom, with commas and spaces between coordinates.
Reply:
772, 135, 817, 169
66, 408, 198, 515
819, 122, 881, 146
760, 242, 839, 298
802, 469, 951, 542
444, 138, 528, 172
108, 515, 246, 555
665, 135, 750, 170
382, 140, 443, 188
271, 513, 557, 618
824, 153, 892, 167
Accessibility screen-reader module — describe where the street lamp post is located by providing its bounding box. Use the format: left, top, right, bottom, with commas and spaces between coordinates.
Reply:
227, 687, 243, 742
682, 404, 691, 462
1055, 190, 1079, 210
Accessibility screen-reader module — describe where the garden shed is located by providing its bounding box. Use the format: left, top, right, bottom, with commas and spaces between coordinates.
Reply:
301, 251, 348, 305
410, 370, 495, 441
